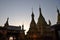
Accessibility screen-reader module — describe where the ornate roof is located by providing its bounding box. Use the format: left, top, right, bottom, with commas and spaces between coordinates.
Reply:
37, 7, 47, 26
7, 25, 21, 31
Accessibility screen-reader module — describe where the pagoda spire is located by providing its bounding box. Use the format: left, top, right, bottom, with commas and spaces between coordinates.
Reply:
57, 8, 59, 14
39, 6, 42, 17
32, 8, 34, 18
28, 9, 37, 33
57, 8, 60, 24
27, 9, 38, 39
37, 7, 47, 26
49, 20, 51, 26
22, 24, 24, 30
30, 9, 36, 27
31, 11, 34, 20
4, 17, 9, 27
37, 7, 48, 35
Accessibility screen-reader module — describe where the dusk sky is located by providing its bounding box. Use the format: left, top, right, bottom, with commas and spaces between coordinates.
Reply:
0, 0, 60, 33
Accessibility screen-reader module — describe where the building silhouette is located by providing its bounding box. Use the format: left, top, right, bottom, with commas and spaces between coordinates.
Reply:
0, 7, 60, 40
51, 8, 60, 40
0, 18, 25, 40
26, 7, 56, 40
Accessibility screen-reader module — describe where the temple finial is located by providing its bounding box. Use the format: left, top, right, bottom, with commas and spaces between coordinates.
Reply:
22, 24, 24, 30
31, 8, 34, 18
49, 20, 51, 26
32, 7, 33, 13
56, 6, 59, 13
39, 5, 42, 17
4, 17, 9, 27
7, 17, 9, 21
39, 4, 41, 8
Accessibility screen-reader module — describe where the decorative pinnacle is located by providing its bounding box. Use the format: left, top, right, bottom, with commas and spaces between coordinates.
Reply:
7, 17, 9, 21
31, 8, 34, 17
39, 4, 41, 8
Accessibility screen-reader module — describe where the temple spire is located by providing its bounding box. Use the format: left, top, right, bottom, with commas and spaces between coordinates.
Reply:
30, 8, 37, 28
49, 20, 51, 26
4, 17, 9, 27
22, 24, 24, 30
31, 8, 34, 20
38, 7, 47, 25
39, 6, 42, 17
37, 7, 48, 35
57, 8, 60, 24
57, 8, 60, 14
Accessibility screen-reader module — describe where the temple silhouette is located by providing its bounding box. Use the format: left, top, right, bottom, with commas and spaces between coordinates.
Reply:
0, 7, 60, 40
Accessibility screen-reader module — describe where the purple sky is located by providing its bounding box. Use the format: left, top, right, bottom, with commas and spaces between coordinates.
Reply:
0, 0, 60, 33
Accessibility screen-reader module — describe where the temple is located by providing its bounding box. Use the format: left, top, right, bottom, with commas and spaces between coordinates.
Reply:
0, 7, 60, 40
0, 18, 25, 40
26, 7, 56, 40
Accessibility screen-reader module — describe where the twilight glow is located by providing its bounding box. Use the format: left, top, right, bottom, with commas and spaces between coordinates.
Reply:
0, 0, 60, 33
